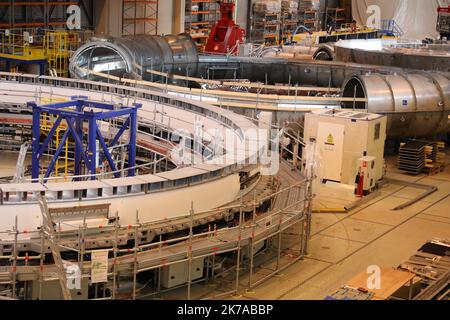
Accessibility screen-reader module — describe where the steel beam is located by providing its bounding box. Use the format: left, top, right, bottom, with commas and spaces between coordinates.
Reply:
30, 99, 141, 181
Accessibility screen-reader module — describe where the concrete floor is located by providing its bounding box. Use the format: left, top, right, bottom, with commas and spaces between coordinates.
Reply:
0, 151, 31, 178
239, 153, 450, 300
1, 150, 448, 300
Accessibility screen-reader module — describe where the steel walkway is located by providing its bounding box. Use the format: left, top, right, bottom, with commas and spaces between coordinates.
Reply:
0, 165, 308, 285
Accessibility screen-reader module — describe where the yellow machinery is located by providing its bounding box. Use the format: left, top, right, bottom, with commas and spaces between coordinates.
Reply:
45, 31, 70, 77
0, 28, 90, 77
0, 28, 46, 58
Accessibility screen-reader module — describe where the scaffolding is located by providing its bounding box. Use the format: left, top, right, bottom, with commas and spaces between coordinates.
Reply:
40, 109, 70, 179
0, 28, 88, 77
0, 0, 93, 29
281, 10, 299, 43
298, 9, 319, 32
251, 11, 281, 45
325, 7, 347, 30
0, 28, 47, 74
45, 30, 70, 77
0, 166, 312, 300
185, 0, 219, 52
122, 0, 159, 36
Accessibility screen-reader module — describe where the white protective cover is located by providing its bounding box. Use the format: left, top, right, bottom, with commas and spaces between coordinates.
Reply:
352, 0, 450, 40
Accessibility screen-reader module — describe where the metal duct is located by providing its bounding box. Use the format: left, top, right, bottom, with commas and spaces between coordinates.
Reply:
69, 34, 198, 81
341, 72, 450, 137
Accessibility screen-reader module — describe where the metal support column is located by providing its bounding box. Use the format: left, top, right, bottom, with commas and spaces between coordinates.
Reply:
132, 211, 140, 300
31, 106, 41, 181
248, 191, 257, 289
187, 201, 194, 300
11, 216, 18, 299
233, 196, 244, 297
128, 107, 138, 177
112, 211, 119, 300
88, 116, 97, 180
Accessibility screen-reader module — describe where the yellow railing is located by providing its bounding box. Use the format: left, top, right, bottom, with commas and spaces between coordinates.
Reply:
0, 28, 46, 59
45, 31, 70, 77
0, 28, 91, 77
40, 97, 70, 179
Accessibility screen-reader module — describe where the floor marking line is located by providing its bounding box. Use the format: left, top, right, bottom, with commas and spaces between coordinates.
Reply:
275, 193, 450, 300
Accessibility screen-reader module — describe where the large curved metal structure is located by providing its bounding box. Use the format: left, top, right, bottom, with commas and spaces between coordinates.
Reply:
70, 34, 450, 138
70, 34, 198, 81
0, 72, 269, 245
334, 39, 450, 72
71, 34, 408, 87
0, 73, 310, 300
341, 72, 450, 137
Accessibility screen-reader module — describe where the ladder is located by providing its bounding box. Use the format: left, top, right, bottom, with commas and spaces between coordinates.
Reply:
380, 20, 404, 37
11, 142, 29, 183
37, 195, 73, 300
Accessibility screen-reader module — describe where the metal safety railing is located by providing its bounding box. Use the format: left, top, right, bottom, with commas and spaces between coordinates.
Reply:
0, 173, 312, 300
0, 73, 264, 194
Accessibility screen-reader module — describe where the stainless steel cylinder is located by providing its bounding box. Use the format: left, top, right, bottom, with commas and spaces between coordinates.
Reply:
341, 72, 450, 137
70, 33, 199, 81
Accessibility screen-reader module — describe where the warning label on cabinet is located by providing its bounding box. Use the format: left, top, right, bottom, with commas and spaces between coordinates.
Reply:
325, 134, 335, 146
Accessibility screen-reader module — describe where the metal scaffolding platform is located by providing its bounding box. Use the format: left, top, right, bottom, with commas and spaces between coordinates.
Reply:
0, 28, 89, 77
0, 164, 312, 300
122, 0, 159, 36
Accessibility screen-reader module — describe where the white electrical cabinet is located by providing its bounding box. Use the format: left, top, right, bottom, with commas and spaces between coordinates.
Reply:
161, 258, 204, 289
303, 109, 387, 185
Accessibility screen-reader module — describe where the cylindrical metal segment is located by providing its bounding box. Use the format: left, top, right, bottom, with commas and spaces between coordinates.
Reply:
70, 33, 199, 81
341, 73, 450, 137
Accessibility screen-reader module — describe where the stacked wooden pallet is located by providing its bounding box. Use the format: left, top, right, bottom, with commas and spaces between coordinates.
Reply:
423, 141, 446, 175
436, 141, 446, 166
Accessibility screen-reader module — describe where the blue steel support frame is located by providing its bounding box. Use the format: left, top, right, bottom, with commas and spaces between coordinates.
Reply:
29, 98, 142, 182
31, 106, 41, 180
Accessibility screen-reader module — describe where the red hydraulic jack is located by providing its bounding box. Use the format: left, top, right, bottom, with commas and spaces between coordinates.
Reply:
204, 0, 245, 55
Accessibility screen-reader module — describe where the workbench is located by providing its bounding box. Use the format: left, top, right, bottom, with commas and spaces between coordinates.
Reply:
346, 268, 417, 300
